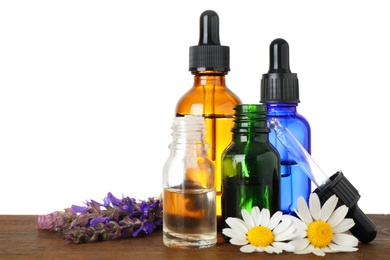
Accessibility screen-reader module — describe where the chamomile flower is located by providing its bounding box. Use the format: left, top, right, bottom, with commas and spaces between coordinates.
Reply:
222, 207, 296, 254
288, 193, 359, 256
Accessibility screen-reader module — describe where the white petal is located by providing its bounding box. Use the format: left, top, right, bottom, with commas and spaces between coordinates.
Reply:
273, 218, 292, 235
327, 205, 348, 227
270, 247, 283, 254
297, 196, 313, 225
320, 195, 338, 222
294, 243, 315, 254
282, 215, 307, 231
322, 245, 333, 253
332, 233, 359, 247
240, 244, 256, 253
291, 230, 307, 239
260, 208, 270, 227
225, 217, 248, 234
274, 225, 296, 241
328, 242, 359, 253
289, 238, 310, 251
309, 193, 321, 221
263, 246, 277, 254
241, 208, 254, 229
254, 247, 264, 252
272, 241, 295, 252
268, 211, 283, 230
222, 228, 246, 240
313, 247, 326, 256
230, 237, 249, 246
251, 206, 261, 226
332, 218, 355, 233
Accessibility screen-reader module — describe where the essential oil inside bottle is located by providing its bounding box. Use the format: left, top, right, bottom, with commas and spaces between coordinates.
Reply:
163, 186, 216, 247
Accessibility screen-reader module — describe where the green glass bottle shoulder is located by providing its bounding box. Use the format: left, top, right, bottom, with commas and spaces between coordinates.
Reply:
222, 142, 280, 181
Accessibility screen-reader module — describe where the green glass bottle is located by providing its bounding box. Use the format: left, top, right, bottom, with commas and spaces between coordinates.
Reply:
221, 104, 280, 229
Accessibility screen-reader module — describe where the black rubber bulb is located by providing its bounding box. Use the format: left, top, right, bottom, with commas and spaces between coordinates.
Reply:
269, 38, 291, 73
198, 10, 220, 46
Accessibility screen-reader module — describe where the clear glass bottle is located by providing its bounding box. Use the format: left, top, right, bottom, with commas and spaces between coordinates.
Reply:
162, 116, 216, 248
260, 38, 311, 215
221, 104, 280, 230
175, 10, 241, 226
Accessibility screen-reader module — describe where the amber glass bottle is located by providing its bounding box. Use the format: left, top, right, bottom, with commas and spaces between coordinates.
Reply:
175, 10, 241, 225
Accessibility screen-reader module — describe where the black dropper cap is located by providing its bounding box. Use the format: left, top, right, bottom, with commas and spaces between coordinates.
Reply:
260, 38, 299, 103
189, 10, 230, 72
314, 171, 377, 243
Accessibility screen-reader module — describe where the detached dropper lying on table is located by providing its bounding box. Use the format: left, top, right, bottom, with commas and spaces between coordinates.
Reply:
268, 118, 377, 243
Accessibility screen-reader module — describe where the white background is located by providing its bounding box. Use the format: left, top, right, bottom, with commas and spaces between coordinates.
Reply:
1, 0, 389, 215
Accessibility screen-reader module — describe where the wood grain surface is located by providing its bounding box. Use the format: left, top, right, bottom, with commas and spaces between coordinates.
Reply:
0, 214, 389, 259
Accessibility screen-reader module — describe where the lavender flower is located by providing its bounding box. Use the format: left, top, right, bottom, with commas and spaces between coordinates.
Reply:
133, 220, 154, 237
38, 192, 162, 244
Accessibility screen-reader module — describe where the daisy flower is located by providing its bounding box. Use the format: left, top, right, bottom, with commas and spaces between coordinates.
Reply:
288, 193, 359, 256
222, 207, 296, 253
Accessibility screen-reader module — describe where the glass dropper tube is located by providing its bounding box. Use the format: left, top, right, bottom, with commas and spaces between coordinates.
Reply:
268, 118, 330, 190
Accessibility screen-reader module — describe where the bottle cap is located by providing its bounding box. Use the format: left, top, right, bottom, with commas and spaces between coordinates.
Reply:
189, 10, 230, 72
260, 38, 299, 103
314, 171, 377, 243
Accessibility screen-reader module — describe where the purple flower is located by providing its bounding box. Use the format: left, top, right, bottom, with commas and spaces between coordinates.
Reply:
107, 192, 122, 205
132, 220, 154, 237
90, 216, 109, 226
71, 204, 89, 213
107, 192, 135, 213
91, 197, 110, 208
139, 201, 151, 220
38, 192, 163, 244
150, 199, 160, 209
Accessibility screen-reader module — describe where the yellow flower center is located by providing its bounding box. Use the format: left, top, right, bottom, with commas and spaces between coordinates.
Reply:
247, 226, 274, 247
307, 220, 333, 248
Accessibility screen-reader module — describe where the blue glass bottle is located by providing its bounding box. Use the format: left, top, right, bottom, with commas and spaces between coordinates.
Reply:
260, 38, 311, 215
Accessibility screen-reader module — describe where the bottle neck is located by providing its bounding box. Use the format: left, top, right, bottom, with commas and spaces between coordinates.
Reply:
266, 103, 298, 116
231, 104, 270, 142
192, 71, 227, 87
169, 142, 209, 158
169, 116, 208, 156
232, 123, 270, 142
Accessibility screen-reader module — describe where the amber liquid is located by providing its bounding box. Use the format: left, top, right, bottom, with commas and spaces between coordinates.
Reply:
163, 187, 216, 248
204, 117, 234, 219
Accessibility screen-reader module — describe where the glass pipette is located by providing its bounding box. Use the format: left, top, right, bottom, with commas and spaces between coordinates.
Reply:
268, 117, 329, 190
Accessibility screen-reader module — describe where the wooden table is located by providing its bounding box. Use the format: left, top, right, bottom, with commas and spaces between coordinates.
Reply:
0, 214, 389, 259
